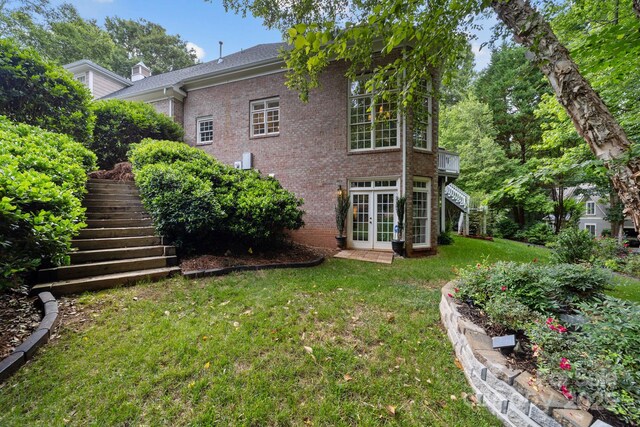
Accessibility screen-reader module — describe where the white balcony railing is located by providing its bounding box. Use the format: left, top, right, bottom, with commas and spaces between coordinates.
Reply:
438, 149, 460, 175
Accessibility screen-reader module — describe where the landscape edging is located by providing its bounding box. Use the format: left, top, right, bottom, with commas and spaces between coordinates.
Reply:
440, 281, 612, 427
181, 256, 325, 279
0, 292, 59, 383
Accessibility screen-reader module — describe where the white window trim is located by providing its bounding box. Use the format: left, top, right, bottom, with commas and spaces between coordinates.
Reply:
75, 73, 87, 83
585, 223, 597, 236
196, 116, 214, 145
250, 97, 280, 138
412, 177, 432, 248
348, 76, 401, 152
585, 201, 596, 216
413, 80, 433, 152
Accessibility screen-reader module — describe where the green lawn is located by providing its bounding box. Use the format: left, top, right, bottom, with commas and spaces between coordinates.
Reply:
0, 237, 632, 426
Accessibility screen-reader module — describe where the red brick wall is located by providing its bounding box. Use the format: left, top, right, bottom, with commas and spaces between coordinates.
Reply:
182, 61, 407, 248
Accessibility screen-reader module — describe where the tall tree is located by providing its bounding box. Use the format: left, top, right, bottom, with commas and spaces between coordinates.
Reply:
104, 17, 198, 75
441, 42, 476, 107
1, 2, 198, 78
0, 2, 127, 73
439, 95, 515, 197
221, 0, 640, 230
475, 44, 549, 164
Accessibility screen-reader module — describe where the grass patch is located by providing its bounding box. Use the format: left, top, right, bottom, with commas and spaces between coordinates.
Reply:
0, 237, 602, 426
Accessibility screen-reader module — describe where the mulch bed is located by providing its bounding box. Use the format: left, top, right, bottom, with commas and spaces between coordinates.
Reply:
0, 285, 41, 359
88, 162, 134, 181
180, 243, 336, 272
457, 302, 537, 373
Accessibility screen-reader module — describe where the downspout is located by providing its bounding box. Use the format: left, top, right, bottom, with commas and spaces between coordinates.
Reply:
402, 70, 407, 198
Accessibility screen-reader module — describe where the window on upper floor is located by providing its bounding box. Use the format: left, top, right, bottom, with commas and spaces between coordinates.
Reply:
349, 75, 399, 151
75, 73, 86, 84
413, 81, 432, 151
251, 98, 280, 137
196, 116, 214, 145
586, 201, 596, 216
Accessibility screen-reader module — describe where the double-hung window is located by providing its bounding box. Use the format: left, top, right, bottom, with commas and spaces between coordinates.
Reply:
413, 178, 431, 247
251, 98, 280, 137
196, 116, 214, 145
349, 75, 398, 151
585, 201, 596, 216
413, 81, 432, 151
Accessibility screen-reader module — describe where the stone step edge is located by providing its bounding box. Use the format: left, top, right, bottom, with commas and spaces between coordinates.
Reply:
32, 267, 181, 295
0, 292, 59, 383
38, 255, 177, 277
70, 245, 174, 257
439, 281, 612, 427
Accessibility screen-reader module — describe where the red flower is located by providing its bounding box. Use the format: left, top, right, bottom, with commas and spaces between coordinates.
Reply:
447, 293, 454, 298
559, 358, 571, 370
560, 385, 573, 400
557, 325, 568, 333
454, 287, 459, 293
546, 318, 554, 325
501, 286, 507, 291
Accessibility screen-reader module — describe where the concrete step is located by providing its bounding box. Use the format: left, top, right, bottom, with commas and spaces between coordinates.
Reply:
72, 236, 163, 250
85, 212, 151, 220
86, 186, 140, 195
85, 218, 153, 228
70, 245, 175, 264
78, 226, 156, 239
83, 193, 141, 200
32, 267, 181, 296
87, 179, 136, 186
37, 256, 177, 282
83, 205, 147, 213
83, 199, 143, 207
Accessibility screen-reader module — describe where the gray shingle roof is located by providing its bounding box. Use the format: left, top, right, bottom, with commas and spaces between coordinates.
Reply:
102, 42, 288, 100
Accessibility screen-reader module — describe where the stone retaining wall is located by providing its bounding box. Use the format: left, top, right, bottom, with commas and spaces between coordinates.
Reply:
440, 282, 612, 427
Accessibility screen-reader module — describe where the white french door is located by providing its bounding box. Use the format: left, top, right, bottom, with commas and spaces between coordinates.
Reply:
349, 179, 398, 250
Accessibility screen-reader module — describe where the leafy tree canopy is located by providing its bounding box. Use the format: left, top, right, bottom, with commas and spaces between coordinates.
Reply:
0, 1, 198, 77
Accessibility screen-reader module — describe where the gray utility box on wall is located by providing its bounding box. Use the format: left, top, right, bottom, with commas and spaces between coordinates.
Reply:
242, 152, 252, 170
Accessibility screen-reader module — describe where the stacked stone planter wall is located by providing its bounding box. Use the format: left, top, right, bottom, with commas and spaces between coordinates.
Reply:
440, 282, 612, 427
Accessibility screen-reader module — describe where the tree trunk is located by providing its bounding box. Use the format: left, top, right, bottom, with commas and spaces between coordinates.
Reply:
634, 0, 640, 20
492, 0, 640, 231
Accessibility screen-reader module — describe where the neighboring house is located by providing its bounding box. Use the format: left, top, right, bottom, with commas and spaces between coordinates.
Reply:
565, 186, 634, 237
66, 43, 461, 255
63, 60, 132, 99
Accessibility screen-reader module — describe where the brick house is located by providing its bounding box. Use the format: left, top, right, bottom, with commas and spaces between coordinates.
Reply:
67, 43, 461, 255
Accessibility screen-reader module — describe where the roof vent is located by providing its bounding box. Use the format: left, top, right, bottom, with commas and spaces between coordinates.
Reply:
131, 61, 151, 82
217, 41, 224, 64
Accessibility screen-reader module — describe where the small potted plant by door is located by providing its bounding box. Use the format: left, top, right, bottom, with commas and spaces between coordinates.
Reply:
335, 186, 350, 249
392, 196, 407, 256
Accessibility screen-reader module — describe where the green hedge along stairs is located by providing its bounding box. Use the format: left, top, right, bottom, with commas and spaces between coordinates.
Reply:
32, 178, 180, 296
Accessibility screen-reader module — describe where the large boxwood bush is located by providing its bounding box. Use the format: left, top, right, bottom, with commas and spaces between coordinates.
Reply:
91, 99, 184, 169
0, 39, 94, 144
129, 139, 304, 250
0, 116, 96, 288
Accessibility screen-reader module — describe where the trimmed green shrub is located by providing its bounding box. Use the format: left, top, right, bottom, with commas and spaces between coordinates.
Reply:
129, 139, 304, 250
437, 231, 454, 245
0, 39, 93, 143
0, 116, 96, 288
91, 99, 184, 169
549, 227, 595, 264
528, 298, 640, 425
493, 213, 520, 239
457, 261, 609, 321
514, 222, 555, 245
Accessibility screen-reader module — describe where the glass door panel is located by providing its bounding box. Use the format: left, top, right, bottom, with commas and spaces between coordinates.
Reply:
351, 193, 371, 248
